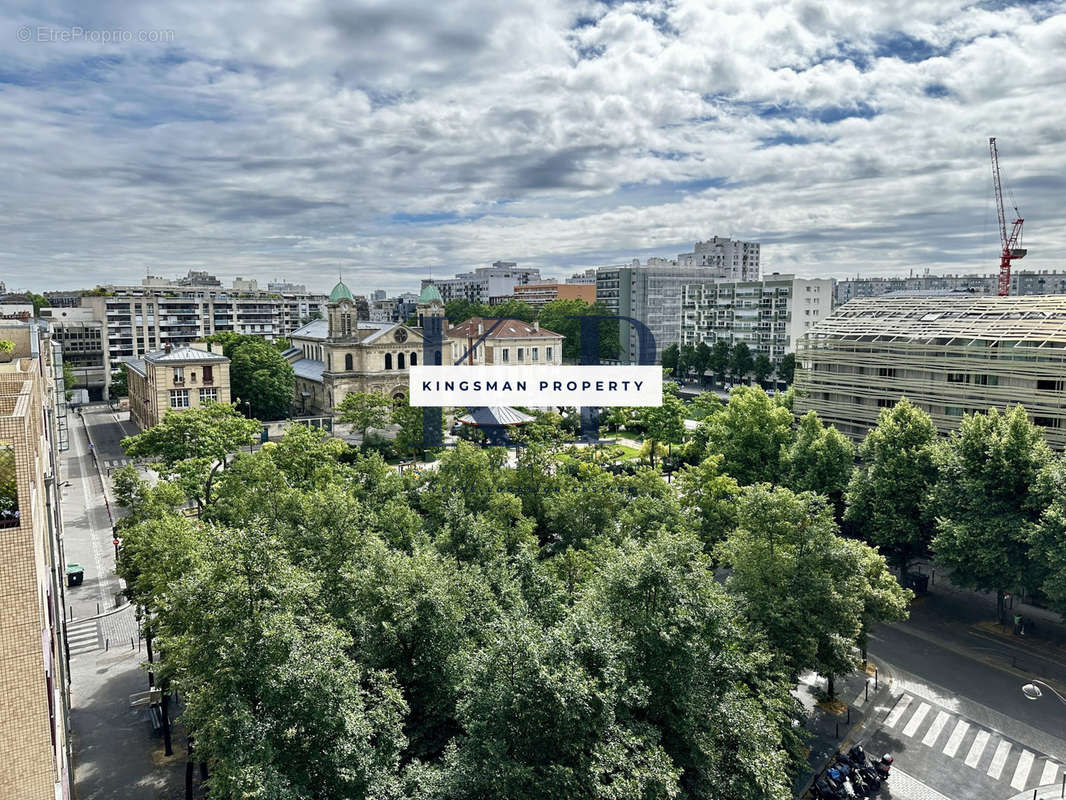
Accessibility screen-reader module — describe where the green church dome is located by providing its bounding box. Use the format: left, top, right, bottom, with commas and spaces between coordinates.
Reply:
329, 280, 354, 302
418, 284, 443, 304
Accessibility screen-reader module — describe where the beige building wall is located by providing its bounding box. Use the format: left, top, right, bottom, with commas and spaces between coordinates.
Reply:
126, 345, 232, 430
0, 334, 71, 799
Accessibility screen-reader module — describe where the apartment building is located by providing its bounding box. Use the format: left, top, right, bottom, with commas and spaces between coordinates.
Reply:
794, 295, 1066, 448
45, 273, 326, 399
508, 282, 596, 310
421, 262, 542, 305
0, 320, 72, 800
834, 269, 1066, 304
568, 269, 597, 285
446, 317, 564, 367
681, 275, 834, 360
125, 343, 231, 430
676, 237, 761, 281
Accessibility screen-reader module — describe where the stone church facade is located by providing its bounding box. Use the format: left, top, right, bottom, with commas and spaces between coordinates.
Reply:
286, 281, 445, 414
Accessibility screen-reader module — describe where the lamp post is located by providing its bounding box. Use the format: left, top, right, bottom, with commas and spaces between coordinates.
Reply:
236, 397, 254, 452
1021, 679, 1066, 706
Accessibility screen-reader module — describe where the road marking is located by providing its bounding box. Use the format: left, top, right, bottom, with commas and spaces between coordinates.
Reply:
965, 730, 990, 768
884, 694, 913, 728
987, 739, 1011, 780
922, 710, 951, 747
902, 701, 931, 737
942, 719, 970, 758
1040, 761, 1060, 785
66, 622, 100, 655
1011, 750, 1035, 790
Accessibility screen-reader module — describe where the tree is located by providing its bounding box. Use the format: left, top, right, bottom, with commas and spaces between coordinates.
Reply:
1030, 493, 1066, 616
636, 387, 686, 468
675, 454, 741, 552
229, 337, 296, 420
538, 299, 619, 361
694, 341, 712, 386
699, 385, 793, 485
930, 406, 1054, 621
718, 485, 908, 697
110, 367, 129, 398
753, 354, 773, 386
687, 392, 723, 421
25, 292, 50, 317
679, 344, 696, 381
844, 398, 938, 573
708, 341, 730, 386
660, 344, 680, 377
785, 411, 854, 517
489, 299, 536, 324
392, 397, 444, 461
445, 298, 490, 324
729, 342, 754, 384
580, 532, 803, 799
121, 402, 261, 512
337, 391, 393, 441
777, 353, 796, 385
62, 360, 77, 400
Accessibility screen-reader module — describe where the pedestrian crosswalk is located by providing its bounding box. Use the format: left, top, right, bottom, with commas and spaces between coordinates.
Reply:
102, 458, 132, 470
883, 692, 1063, 791
66, 621, 100, 656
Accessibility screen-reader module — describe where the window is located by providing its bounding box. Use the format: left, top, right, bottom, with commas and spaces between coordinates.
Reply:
947, 373, 969, 384
878, 367, 896, 378
974, 374, 998, 386
172, 367, 184, 384
532, 347, 539, 362
385, 353, 392, 370
398, 353, 405, 369
502, 349, 509, 363
169, 389, 189, 409
410, 352, 417, 366
877, 398, 894, 408
945, 406, 964, 417
1034, 416, 1062, 429
1037, 379, 1064, 392
345, 353, 353, 370
518, 348, 524, 362
199, 387, 218, 404
546, 347, 552, 361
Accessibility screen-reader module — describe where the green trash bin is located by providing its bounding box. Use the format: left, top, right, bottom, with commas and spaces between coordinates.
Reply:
66, 564, 84, 587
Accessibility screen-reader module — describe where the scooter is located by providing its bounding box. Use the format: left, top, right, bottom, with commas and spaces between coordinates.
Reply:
848, 743, 893, 782
813, 776, 847, 799
833, 755, 878, 796
825, 765, 857, 797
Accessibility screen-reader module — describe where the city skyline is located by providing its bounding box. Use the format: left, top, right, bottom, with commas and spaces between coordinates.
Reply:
3, 2, 1066, 292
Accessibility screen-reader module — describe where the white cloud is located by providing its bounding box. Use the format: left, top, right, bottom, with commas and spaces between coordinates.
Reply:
0, 0, 1064, 293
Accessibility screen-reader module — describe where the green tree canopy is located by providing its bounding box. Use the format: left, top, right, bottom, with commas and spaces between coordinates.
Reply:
785, 411, 854, 517
661, 343, 680, 376
636, 386, 686, 468
229, 337, 296, 420
337, 391, 393, 440
729, 341, 754, 382
708, 341, 730, 385
753, 353, 774, 385
538, 299, 620, 361
776, 353, 796, 385
843, 398, 938, 572
121, 402, 261, 511
698, 385, 793, 485
930, 405, 1054, 619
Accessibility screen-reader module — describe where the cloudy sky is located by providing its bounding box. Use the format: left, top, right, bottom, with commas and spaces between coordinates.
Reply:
2, 0, 1065, 294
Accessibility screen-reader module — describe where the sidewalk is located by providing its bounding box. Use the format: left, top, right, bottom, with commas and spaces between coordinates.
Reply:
64, 405, 187, 799
792, 659, 896, 798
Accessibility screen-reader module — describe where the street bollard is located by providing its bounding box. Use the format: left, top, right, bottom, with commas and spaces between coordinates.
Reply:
131, 637, 134, 651
847, 707, 851, 724
835, 722, 839, 738
932, 569, 935, 585
875, 668, 878, 690
1061, 772, 1064, 797
96, 602, 100, 614
105, 638, 109, 652
865, 680, 869, 702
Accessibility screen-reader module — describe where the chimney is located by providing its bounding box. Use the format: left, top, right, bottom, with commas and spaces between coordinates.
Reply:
532, 320, 539, 331
164, 343, 172, 354
477, 321, 483, 336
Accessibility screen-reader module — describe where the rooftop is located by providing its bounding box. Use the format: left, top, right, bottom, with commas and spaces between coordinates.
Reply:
329, 280, 354, 303
811, 296, 1066, 345
143, 345, 228, 364
418, 284, 443, 304
448, 317, 563, 340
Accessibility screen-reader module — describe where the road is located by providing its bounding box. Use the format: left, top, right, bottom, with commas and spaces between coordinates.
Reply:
859, 616, 1066, 799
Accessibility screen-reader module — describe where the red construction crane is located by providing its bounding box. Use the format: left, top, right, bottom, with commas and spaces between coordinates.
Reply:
989, 137, 1026, 296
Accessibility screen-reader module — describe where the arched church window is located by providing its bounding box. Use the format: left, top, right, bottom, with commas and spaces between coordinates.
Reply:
397, 353, 405, 369
410, 352, 417, 366
345, 353, 353, 371
385, 353, 393, 370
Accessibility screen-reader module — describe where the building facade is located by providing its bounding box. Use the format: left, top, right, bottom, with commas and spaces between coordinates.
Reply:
0, 321, 72, 800
445, 317, 564, 366
287, 281, 436, 414
794, 295, 1066, 448
833, 269, 1066, 304
681, 276, 834, 360
676, 237, 761, 281
125, 344, 231, 430
508, 282, 596, 310
421, 262, 542, 305
45, 274, 327, 400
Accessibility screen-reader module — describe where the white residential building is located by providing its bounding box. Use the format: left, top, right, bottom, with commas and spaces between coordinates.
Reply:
676, 237, 761, 281
422, 262, 542, 305
681, 275, 835, 360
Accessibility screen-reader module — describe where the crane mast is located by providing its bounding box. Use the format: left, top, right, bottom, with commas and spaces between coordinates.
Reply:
989, 137, 1025, 296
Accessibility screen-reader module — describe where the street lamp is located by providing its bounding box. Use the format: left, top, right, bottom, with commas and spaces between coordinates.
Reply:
1021, 679, 1066, 706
